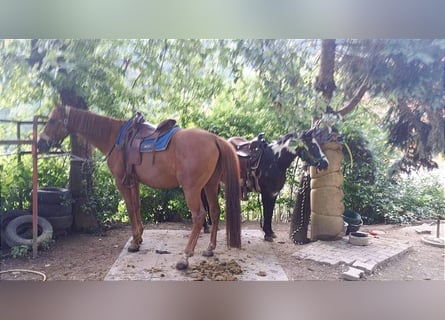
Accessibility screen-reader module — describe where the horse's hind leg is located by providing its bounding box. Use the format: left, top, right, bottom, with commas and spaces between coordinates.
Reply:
117, 183, 144, 252
202, 178, 221, 257
262, 193, 277, 242
201, 189, 211, 233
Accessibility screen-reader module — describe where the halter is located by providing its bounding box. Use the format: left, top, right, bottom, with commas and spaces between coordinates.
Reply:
39, 105, 71, 147
296, 131, 328, 167
60, 105, 71, 129
53, 105, 71, 139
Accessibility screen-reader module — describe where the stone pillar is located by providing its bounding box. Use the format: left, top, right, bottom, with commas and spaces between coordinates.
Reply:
310, 141, 344, 240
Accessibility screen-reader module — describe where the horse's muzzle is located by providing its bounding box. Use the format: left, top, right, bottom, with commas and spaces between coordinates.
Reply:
317, 159, 329, 171
37, 138, 51, 153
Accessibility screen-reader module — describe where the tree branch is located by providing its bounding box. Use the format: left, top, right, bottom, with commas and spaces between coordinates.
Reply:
338, 83, 368, 116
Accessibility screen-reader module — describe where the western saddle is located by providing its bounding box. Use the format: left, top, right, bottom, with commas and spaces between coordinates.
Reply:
117, 112, 177, 187
228, 133, 268, 200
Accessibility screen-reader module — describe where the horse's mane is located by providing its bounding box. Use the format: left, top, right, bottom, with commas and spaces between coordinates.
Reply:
273, 133, 294, 146
68, 107, 125, 144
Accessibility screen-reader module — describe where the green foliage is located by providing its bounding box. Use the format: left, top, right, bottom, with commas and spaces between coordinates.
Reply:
336, 39, 445, 168
37, 156, 70, 187
85, 159, 121, 224
341, 104, 445, 224
383, 172, 445, 224
341, 125, 379, 221
139, 187, 189, 223
1, 39, 443, 226
10, 245, 29, 258
40, 238, 53, 251
0, 154, 69, 212
0, 155, 32, 211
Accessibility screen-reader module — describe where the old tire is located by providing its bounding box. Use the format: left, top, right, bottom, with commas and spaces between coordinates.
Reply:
37, 187, 72, 204
36, 187, 73, 232
4, 215, 53, 248
38, 203, 72, 217
1, 209, 30, 230
1, 210, 31, 249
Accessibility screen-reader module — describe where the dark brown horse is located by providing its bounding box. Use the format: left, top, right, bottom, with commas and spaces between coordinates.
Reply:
38, 105, 241, 270
226, 130, 329, 241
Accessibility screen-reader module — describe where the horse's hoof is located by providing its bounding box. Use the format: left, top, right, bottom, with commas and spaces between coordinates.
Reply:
128, 237, 142, 252
202, 250, 214, 257
264, 235, 274, 242
176, 260, 189, 270
127, 245, 140, 253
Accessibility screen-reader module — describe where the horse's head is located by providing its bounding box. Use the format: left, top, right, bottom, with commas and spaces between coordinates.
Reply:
297, 129, 329, 171
37, 105, 70, 153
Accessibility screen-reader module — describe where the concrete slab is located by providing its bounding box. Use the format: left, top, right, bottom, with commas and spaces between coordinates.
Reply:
292, 235, 412, 275
342, 267, 364, 281
105, 229, 288, 281
415, 223, 433, 234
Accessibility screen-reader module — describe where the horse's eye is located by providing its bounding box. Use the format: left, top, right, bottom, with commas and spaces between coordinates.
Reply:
48, 118, 57, 124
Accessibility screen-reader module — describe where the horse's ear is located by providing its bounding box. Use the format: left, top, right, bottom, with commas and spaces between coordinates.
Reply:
325, 105, 334, 113
52, 95, 61, 106
300, 129, 312, 140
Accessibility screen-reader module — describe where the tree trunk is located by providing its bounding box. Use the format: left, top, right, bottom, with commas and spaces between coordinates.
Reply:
60, 89, 100, 232
308, 39, 367, 240
314, 39, 336, 101
308, 39, 343, 240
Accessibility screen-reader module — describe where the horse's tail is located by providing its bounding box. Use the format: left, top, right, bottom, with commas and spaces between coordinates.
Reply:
215, 137, 242, 248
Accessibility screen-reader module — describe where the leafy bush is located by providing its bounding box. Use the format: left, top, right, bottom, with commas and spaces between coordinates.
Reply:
139, 186, 189, 223
38, 156, 70, 188
11, 245, 29, 258
0, 155, 70, 212
85, 160, 121, 224
341, 116, 445, 224
383, 171, 445, 223
0, 155, 33, 211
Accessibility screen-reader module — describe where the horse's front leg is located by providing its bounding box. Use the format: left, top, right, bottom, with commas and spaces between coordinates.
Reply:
117, 183, 144, 252
261, 193, 278, 242
176, 212, 206, 270
176, 191, 207, 270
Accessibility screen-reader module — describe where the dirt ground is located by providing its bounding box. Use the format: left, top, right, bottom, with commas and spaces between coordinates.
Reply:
0, 221, 444, 281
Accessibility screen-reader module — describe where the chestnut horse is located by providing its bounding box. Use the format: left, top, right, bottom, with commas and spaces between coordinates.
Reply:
38, 105, 241, 270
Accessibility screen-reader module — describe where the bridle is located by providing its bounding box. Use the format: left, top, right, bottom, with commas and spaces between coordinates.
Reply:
39, 105, 71, 148
289, 131, 328, 170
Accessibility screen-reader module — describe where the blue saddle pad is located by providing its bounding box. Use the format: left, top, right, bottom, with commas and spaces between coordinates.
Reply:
115, 119, 133, 146
139, 125, 180, 152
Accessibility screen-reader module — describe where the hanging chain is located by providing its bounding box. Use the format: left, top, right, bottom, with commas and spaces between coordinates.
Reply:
290, 169, 310, 244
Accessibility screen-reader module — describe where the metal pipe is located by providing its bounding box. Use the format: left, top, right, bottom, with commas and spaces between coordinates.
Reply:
32, 115, 39, 258
0, 140, 34, 145
17, 122, 22, 209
